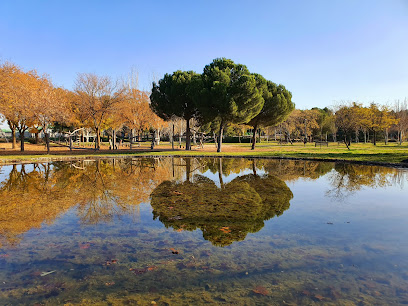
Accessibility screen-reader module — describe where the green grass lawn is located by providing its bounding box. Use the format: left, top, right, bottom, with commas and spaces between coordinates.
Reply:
1, 141, 408, 165
139, 141, 408, 164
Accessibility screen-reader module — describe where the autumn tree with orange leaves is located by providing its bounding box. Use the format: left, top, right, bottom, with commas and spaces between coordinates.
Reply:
74, 73, 126, 150
0, 62, 39, 151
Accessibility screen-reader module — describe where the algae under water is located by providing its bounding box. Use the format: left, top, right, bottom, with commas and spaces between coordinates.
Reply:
0, 157, 407, 305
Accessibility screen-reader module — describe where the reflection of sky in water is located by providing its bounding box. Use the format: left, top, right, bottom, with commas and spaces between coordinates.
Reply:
199, 168, 266, 187
263, 174, 408, 245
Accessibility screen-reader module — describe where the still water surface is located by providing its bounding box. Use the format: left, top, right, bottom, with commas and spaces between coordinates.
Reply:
0, 157, 407, 305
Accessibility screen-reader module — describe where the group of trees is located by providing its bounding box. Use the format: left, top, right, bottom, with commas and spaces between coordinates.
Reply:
2, 60, 407, 153
150, 58, 295, 152
0, 62, 67, 151
276, 102, 406, 149
0, 62, 166, 152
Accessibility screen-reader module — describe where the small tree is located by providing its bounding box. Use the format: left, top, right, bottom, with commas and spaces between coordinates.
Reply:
0, 63, 38, 151
335, 103, 360, 149
75, 73, 125, 150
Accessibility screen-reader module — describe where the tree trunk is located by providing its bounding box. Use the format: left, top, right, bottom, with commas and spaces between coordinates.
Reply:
385, 128, 388, 145
185, 158, 191, 182
343, 136, 350, 150
95, 127, 100, 150
304, 121, 307, 144
172, 124, 174, 150
213, 132, 217, 149
400, 131, 403, 145
218, 158, 224, 187
11, 128, 16, 149
252, 159, 257, 176
287, 130, 293, 144
185, 118, 191, 150
34, 132, 39, 144
179, 132, 182, 148
217, 123, 224, 153
251, 124, 258, 150
45, 132, 50, 154
129, 129, 133, 149
200, 133, 204, 148
112, 129, 116, 150
18, 129, 25, 151
156, 129, 160, 145
373, 130, 377, 146
258, 128, 261, 143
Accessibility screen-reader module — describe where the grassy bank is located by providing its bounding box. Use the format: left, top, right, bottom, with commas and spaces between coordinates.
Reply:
1, 141, 408, 166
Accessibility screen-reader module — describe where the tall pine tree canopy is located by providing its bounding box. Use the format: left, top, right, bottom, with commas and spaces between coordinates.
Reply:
248, 80, 294, 149
150, 70, 200, 150
198, 58, 264, 152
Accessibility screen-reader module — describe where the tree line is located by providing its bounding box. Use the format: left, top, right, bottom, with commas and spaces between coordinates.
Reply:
276, 101, 407, 149
0, 62, 166, 152
1, 59, 407, 152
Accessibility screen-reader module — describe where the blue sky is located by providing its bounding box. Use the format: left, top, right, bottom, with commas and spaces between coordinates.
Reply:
1, 0, 407, 111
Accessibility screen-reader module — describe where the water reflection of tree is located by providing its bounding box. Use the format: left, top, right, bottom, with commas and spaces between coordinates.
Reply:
0, 163, 75, 247
0, 158, 174, 248
326, 163, 400, 199
150, 167, 293, 247
260, 159, 334, 181
1, 157, 405, 248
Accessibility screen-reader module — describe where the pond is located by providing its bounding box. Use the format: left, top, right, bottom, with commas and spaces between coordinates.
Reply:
0, 157, 407, 305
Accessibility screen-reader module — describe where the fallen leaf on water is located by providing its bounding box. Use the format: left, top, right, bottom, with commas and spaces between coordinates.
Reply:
169, 248, 179, 254
79, 243, 91, 249
0, 254, 9, 258
172, 191, 183, 195
252, 286, 269, 296
105, 259, 118, 266
168, 206, 174, 209
301, 290, 311, 296
313, 294, 325, 301
147, 266, 158, 271
105, 281, 115, 286
176, 229, 184, 232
